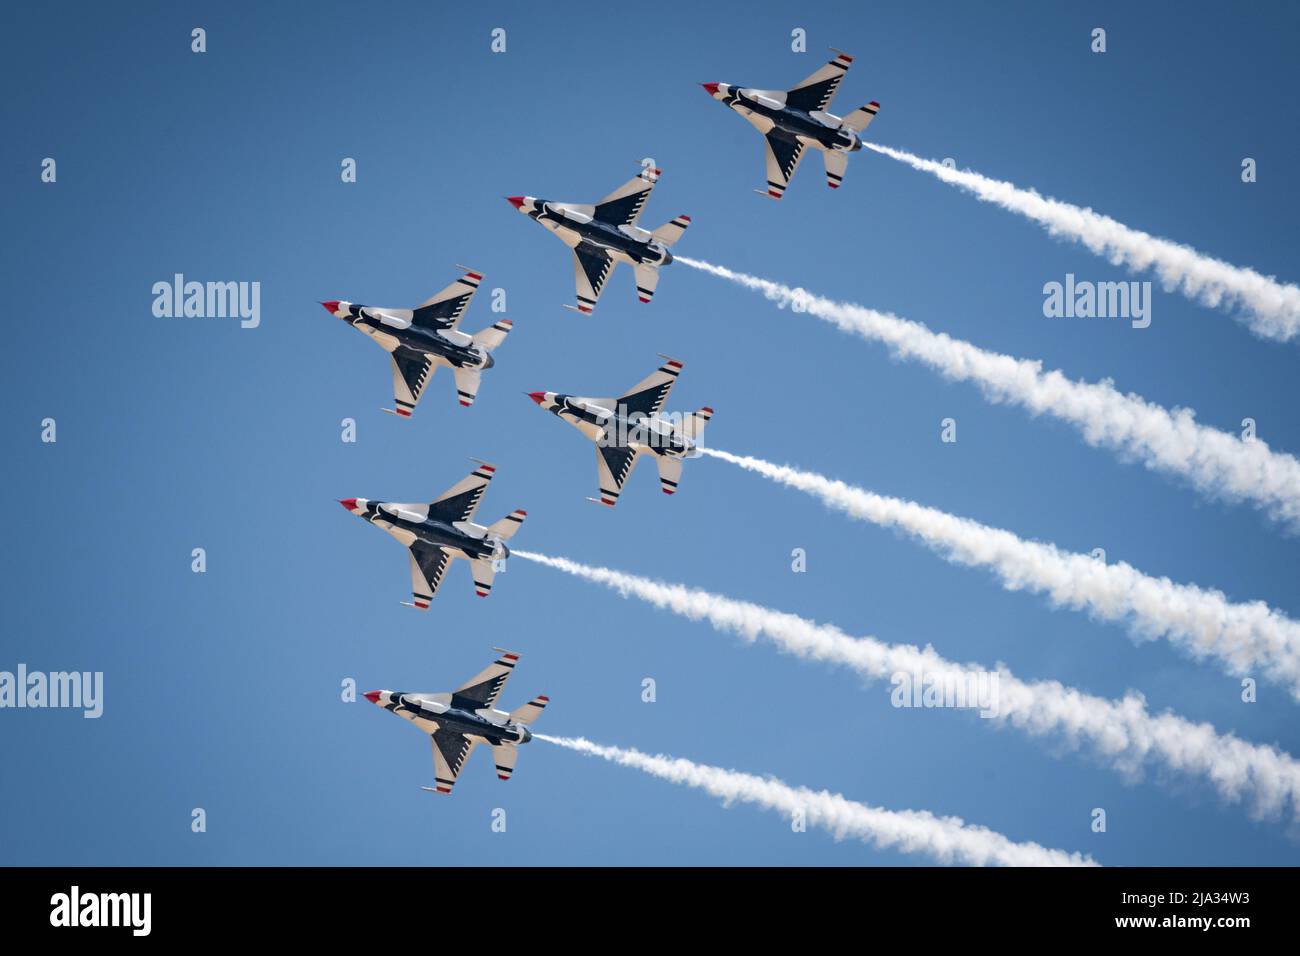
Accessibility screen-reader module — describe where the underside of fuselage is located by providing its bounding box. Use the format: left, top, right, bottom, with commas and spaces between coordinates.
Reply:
728, 92, 851, 152
388, 697, 521, 743
373, 513, 498, 562
536, 210, 663, 265
350, 312, 488, 372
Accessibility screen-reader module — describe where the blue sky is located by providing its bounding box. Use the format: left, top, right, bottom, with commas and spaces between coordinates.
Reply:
3, 1, 1299, 865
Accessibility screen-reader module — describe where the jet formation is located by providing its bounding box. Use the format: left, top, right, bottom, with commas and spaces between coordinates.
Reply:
507, 167, 690, 315
702, 49, 880, 198
528, 356, 712, 506
337, 50, 880, 800
365, 649, 549, 794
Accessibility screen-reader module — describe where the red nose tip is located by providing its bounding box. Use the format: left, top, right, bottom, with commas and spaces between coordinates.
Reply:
320, 300, 340, 314
527, 391, 546, 405
338, 498, 357, 511
701, 82, 720, 96
506, 196, 525, 210
364, 691, 381, 704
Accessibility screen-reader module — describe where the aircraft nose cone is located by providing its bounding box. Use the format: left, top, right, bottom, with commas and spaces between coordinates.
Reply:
506, 195, 525, 210
320, 300, 340, 314
363, 691, 381, 704
701, 82, 720, 96
338, 498, 358, 511
527, 391, 546, 405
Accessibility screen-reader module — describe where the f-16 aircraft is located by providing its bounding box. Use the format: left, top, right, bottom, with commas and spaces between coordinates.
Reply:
339, 461, 525, 608
527, 356, 713, 506
321, 267, 511, 418
364, 649, 549, 795
506, 167, 690, 315
701, 49, 880, 198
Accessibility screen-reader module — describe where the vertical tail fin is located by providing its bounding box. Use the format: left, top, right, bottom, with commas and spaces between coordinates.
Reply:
651, 214, 691, 247
509, 695, 549, 725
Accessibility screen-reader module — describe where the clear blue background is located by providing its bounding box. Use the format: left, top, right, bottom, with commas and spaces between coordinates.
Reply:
3, 0, 1298, 866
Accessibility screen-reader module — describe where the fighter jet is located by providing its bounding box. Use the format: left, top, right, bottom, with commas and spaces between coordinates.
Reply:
701, 49, 880, 198
506, 167, 690, 315
527, 356, 713, 506
364, 649, 549, 795
321, 267, 511, 418
339, 461, 525, 608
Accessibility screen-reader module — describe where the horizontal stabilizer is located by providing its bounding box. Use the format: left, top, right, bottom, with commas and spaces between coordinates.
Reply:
509, 695, 550, 725
651, 214, 691, 247
486, 509, 527, 541
824, 150, 849, 190
841, 101, 880, 133
681, 406, 714, 440
657, 456, 683, 496
633, 263, 661, 304
469, 558, 497, 598
472, 318, 513, 351
492, 744, 518, 781
452, 367, 482, 407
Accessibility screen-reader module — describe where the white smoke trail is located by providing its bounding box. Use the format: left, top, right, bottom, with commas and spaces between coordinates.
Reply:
514, 550, 1300, 820
864, 141, 1300, 342
702, 447, 1300, 698
538, 734, 1096, 866
676, 255, 1300, 528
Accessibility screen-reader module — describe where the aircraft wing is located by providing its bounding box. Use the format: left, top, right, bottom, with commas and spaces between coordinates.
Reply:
411, 269, 483, 331
784, 51, 854, 112
426, 462, 496, 523
618, 357, 682, 418
429, 728, 477, 794
390, 351, 437, 418
572, 247, 616, 315
451, 649, 520, 709
593, 170, 657, 226
594, 443, 640, 507
763, 134, 806, 199
407, 542, 451, 609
